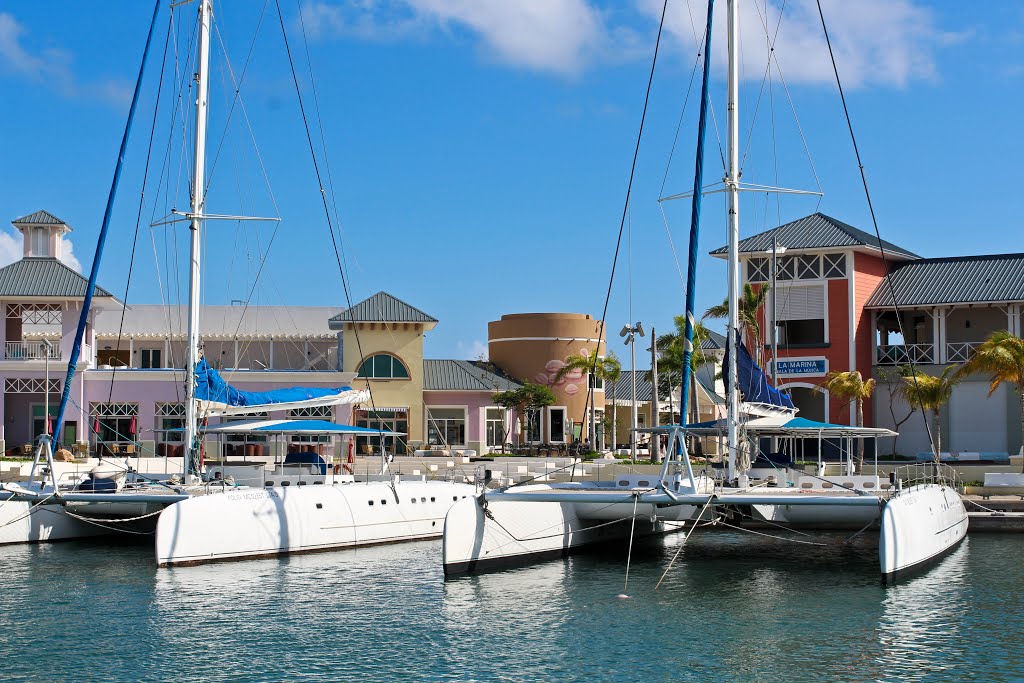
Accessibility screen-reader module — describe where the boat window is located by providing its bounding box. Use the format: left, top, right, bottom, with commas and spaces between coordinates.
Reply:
421, 497, 426, 503
638, 480, 650, 487
369, 500, 374, 505
618, 480, 630, 486
381, 499, 387, 505
281, 481, 290, 486
430, 497, 435, 502
411, 498, 417, 504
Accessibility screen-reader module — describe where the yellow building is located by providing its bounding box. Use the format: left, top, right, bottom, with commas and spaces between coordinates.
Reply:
330, 292, 437, 454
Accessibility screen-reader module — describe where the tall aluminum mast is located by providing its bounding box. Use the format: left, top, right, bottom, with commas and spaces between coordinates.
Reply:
184, 0, 212, 481
725, 0, 741, 482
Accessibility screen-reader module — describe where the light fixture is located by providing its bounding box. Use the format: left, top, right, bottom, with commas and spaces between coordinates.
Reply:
619, 326, 629, 338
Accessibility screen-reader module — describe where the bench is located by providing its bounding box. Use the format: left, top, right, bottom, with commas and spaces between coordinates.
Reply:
964, 486, 1024, 500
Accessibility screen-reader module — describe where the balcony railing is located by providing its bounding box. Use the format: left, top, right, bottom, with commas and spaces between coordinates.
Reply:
876, 343, 935, 365
4, 340, 60, 360
946, 341, 980, 363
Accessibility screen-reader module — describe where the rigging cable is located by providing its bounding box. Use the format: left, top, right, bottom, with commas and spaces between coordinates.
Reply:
584, 0, 670, 451
814, 0, 937, 453
51, 0, 163, 446
108, 12, 175, 404
275, 0, 390, 454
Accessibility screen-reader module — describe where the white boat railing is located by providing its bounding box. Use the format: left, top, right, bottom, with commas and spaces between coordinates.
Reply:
892, 462, 962, 489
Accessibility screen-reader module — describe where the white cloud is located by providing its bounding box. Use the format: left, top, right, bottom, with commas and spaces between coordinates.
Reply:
456, 339, 489, 361
0, 227, 81, 272
59, 236, 81, 272
301, 0, 957, 86
0, 12, 130, 105
301, 0, 612, 76
0, 229, 22, 268
641, 0, 958, 88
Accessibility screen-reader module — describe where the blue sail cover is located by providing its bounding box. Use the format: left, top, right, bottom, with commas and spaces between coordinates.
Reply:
194, 358, 355, 409
723, 330, 795, 410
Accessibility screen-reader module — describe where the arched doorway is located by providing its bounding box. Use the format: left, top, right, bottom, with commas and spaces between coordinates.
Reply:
785, 385, 826, 423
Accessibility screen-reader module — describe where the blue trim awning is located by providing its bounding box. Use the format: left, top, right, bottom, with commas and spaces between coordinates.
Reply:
197, 419, 404, 436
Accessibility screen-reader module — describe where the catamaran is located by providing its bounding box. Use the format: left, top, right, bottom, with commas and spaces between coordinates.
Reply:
442, 0, 967, 584
2, 0, 476, 562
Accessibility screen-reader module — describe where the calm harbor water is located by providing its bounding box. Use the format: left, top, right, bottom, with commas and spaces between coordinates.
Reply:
1, 531, 1021, 683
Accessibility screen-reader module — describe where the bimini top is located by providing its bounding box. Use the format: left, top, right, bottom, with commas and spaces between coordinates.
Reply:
199, 419, 403, 436
194, 358, 369, 415
645, 415, 896, 438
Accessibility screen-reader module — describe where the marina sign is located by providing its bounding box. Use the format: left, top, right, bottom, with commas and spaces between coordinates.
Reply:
775, 358, 827, 376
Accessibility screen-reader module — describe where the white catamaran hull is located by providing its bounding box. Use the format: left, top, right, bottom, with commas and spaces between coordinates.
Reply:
879, 483, 967, 584
156, 479, 476, 566
750, 501, 881, 529
442, 483, 697, 576
0, 496, 103, 545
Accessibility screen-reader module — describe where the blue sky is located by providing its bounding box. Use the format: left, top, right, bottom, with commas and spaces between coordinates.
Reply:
1, 1, 1022, 363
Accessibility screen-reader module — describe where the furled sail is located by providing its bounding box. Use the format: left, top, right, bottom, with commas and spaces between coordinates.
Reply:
722, 330, 795, 410
194, 358, 369, 415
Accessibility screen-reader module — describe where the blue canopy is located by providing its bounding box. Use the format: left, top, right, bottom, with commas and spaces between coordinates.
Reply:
199, 419, 403, 436
643, 415, 895, 437
723, 330, 795, 410
194, 358, 367, 414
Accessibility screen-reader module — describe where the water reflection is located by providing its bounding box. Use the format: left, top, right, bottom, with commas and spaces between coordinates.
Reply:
2, 533, 1023, 682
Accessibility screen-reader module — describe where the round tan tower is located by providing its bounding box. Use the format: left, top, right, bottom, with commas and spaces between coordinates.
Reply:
488, 313, 607, 444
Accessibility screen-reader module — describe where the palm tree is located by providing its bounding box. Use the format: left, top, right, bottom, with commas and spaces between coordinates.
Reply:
554, 351, 621, 452
956, 331, 1024, 471
894, 366, 960, 465
817, 371, 876, 472
704, 283, 771, 363
602, 354, 622, 452
649, 315, 710, 426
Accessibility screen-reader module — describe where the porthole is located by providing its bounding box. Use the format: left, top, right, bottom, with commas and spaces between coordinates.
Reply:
315, 503, 323, 509
264, 481, 273, 487
369, 500, 374, 506
381, 500, 387, 505
421, 497, 426, 503
298, 481, 307, 486
411, 498, 417, 504
618, 480, 629, 486
638, 480, 650, 487
430, 497, 435, 503
281, 481, 291, 487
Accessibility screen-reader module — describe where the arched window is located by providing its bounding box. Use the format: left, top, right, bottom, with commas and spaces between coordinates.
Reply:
357, 353, 410, 379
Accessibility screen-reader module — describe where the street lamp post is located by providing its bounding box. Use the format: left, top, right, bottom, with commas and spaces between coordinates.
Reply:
620, 322, 645, 462
42, 339, 54, 442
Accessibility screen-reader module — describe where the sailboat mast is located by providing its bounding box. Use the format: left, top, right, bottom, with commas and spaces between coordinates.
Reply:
725, 0, 741, 482
184, 0, 212, 481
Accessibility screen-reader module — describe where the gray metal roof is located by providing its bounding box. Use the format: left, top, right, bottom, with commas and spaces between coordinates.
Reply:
423, 359, 521, 392
330, 291, 437, 324
0, 257, 113, 298
710, 213, 919, 260
864, 253, 1024, 308
94, 304, 340, 339
701, 329, 726, 350
12, 210, 68, 227
610, 370, 656, 402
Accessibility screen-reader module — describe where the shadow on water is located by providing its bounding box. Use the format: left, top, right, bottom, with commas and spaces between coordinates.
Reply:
1, 532, 1022, 682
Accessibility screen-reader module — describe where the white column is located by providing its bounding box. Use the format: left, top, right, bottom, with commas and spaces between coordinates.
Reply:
936, 307, 946, 364
269, 339, 275, 369
932, 307, 941, 364
128, 336, 134, 368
